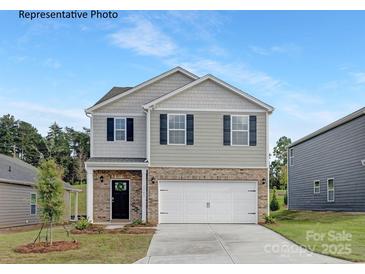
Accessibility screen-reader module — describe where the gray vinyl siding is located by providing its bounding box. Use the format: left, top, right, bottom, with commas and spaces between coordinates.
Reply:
95, 72, 194, 114
150, 110, 267, 167
157, 79, 262, 110
0, 182, 73, 228
92, 115, 146, 158
0, 182, 40, 228
288, 115, 365, 212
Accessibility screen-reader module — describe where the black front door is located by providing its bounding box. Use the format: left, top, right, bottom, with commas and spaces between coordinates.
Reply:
112, 180, 129, 219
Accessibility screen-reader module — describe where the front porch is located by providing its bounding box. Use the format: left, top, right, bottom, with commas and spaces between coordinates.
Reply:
85, 158, 147, 224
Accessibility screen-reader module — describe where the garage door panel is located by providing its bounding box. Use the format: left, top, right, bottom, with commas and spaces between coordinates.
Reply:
159, 181, 257, 224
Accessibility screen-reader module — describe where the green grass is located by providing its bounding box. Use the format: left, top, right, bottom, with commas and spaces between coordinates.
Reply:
70, 184, 86, 216
0, 226, 152, 263
265, 210, 365, 262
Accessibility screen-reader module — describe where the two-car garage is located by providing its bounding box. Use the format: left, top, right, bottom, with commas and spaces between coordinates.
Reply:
158, 181, 258, 224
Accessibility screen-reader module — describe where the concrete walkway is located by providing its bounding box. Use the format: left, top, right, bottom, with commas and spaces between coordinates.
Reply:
136, 224, 348, 264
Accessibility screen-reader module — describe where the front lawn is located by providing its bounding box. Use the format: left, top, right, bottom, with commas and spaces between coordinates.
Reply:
265, 210, 365, 262
0, 226, 152, 263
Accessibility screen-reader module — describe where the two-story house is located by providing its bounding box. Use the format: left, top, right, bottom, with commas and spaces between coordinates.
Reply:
288, 107, 365, 212
85, 67, 274, 224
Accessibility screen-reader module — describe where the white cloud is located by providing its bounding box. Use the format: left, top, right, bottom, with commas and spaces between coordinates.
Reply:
109, 16, 177, 57
175, 58, 282, 91
249, 44, 301, 56
352, 72, 365, 84
0, 98, 87, 135
44, 58, 61, 69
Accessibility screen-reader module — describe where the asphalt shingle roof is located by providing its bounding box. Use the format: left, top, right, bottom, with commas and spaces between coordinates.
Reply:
0, 154, 79, 191
94, 87, 133, 106
86, 157, 147, 163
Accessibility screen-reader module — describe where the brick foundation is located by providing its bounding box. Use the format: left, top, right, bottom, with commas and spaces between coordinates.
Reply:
147, 167, 268, 224
93, 170, 142, 222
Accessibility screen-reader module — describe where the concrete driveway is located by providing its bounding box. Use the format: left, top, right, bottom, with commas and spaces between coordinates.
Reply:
136, 224, 347, 264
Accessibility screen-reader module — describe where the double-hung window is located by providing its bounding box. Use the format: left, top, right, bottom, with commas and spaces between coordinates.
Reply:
168, 114, 186, 145
30, 193, 37, 215
327, 178, 335, 202
115, 118, 126, 141
231, 115, 249, 146
289, 148, 294, 166
314, 180, 320, 194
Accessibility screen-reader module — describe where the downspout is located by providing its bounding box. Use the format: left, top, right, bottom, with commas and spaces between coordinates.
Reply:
84, 110, 93, 222
143, 107, 151, 164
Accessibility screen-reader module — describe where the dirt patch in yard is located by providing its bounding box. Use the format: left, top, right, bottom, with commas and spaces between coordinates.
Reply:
15, 241, 80, 254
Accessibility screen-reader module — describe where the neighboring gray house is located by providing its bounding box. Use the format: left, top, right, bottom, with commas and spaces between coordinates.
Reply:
85, 67, 274, 224
288, 107, 365, 212
0, 154, 81, 228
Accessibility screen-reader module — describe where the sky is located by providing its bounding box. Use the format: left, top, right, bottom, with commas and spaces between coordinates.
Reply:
0, 11, 364, 152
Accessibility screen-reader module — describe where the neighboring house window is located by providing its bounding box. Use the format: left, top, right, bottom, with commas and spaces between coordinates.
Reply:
231, 115, 249, 146
289, 148, 294, 166
168, 114, 186, 145
314, 180, 320, 194
30, 193, 37, 215
115, 118, 126, 141
327, 178, 335, 202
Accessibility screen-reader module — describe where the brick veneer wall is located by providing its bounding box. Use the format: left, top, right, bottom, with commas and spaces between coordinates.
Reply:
147, 167, 268, 224
93, 170, 142, 222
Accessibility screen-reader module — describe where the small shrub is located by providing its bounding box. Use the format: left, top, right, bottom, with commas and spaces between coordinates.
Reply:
75, 217, 91, 230
284, 191, 288, 205
270, 189, 280, 211
265, 215, 276, 224
132, 219, 143, 226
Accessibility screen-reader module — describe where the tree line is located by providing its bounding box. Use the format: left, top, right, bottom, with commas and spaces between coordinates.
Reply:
0, 114, 90, 184
270, 136, 292, 190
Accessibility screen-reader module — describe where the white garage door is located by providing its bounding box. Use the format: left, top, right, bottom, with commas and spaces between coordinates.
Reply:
159, 181, 257, 224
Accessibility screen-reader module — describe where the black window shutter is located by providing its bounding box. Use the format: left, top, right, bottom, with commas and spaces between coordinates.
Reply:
107, 118, 114, 141
160, 114, 167, 145
126, 118, 134, 142
223, 115, 231, 146
249, 115, 257, 146
186, 114, 194, 145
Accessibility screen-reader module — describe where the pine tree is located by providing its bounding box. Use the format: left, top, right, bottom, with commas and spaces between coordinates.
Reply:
270, 188, 280, 212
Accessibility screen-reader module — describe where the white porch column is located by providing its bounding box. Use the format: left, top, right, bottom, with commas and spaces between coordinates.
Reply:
86, 168, 94, 222
74, 192, 79, 221
141, 168, 147, 222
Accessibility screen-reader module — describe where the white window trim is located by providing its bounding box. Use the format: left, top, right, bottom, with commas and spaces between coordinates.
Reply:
114, 117, 126, 142
289, 148, 294, 166
167, 113, 186, 145
313, 180, 320, 194
230, 115, 249, 146
327, 178, 335, 202
30, 192, 37, 216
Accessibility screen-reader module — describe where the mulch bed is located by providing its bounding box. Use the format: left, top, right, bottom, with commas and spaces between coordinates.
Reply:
15, 241, 80, 254
124, 223, 155, 228
70, 226, 155, 235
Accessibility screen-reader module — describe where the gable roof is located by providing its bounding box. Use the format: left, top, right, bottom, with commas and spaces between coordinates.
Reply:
94, 87, 132, 106
143, 74, 274, 113
86, 67, 198, 113
0, 154, 81, 192
289, 107, 365, 148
